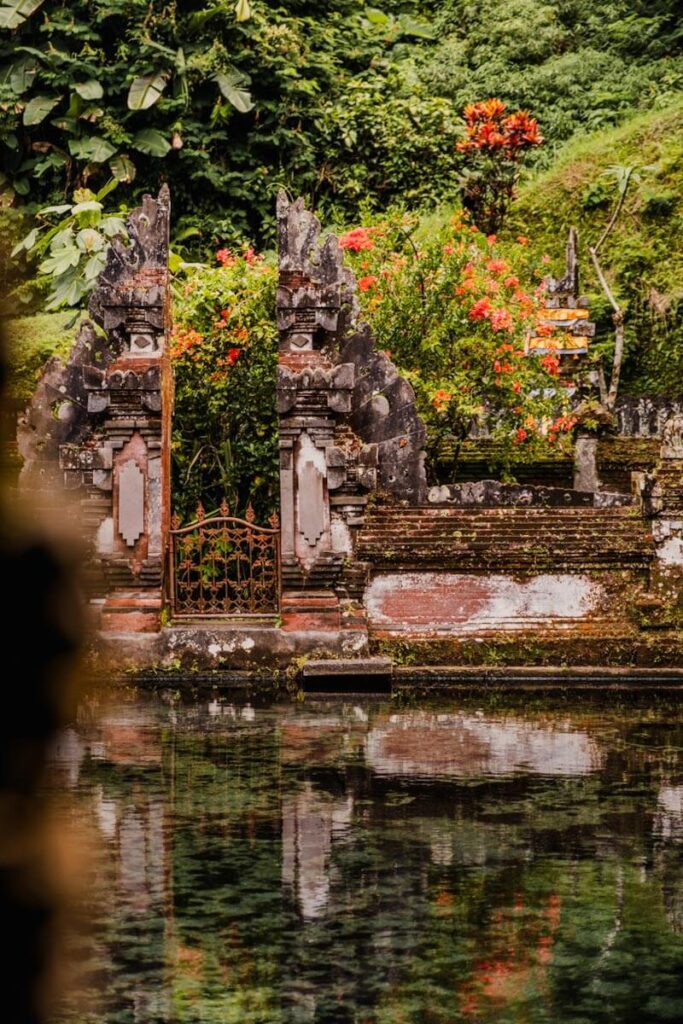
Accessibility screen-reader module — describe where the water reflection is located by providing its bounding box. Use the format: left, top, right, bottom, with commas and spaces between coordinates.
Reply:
50, 695, 683, 1024
365, 711, 602, 778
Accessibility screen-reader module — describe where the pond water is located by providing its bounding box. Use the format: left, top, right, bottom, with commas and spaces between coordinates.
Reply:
49, 691, 683, 1024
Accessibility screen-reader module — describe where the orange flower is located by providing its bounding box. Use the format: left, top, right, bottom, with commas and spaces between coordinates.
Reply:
431, 388, 453, 412
490, 308, 514, 332
358, 275, 378, 292
540, 353, 560, 376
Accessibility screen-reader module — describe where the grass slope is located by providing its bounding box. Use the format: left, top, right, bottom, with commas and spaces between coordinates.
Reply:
507, 97, 683, 393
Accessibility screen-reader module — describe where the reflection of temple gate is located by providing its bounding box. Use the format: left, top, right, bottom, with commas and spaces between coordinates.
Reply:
168, 501, 280, 617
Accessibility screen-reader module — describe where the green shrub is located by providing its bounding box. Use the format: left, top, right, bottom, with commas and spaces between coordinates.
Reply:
170, 249, 279, 522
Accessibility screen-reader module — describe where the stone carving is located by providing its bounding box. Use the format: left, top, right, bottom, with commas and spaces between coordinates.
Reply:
339, 325, 426, 503
118, 460, 145, 546
89, 186, 170, 356
276, 192, 358, 351
661, 412, 683, 459
297, 438, 326, 548
19, 187, 172, 634
277, 363, 354, 414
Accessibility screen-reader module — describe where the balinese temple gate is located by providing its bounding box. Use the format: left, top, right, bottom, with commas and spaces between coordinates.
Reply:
18, 187, 683, 671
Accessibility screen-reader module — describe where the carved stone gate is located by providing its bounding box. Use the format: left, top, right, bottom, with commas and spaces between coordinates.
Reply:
168, 502, 280, 617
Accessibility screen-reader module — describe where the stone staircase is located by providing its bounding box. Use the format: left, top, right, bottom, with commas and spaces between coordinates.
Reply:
357, 504, 654, 572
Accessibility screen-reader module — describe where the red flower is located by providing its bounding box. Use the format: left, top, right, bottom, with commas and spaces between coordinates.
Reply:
514, 427, 528, 444
541, 354, 560, 376
358, 275, 378, 292
486, 258, 508, 274
512, 380, 521, 393
517, 235, 529, 246
216, 248, 232, 266
486, 234, 497, 245
227, 347, 241, 366
490, 308, 513, 332
339, 227, 374, 252
469, 297, 492, 320
504, 275, 519, 288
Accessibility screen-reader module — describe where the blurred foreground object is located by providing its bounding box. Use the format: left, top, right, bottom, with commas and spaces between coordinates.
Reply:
0, 311, 83, 1022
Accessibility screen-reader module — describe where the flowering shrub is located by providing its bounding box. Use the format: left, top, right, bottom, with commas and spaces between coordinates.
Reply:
340, 209, 573, 478
170, 213, 574, 515
171, 248, 278, 522
457, 99, 543, 234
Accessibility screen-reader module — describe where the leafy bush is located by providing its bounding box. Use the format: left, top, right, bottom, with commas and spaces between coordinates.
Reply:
11, 180, 128, 308
2, 0, 680, 253
169, 208, 575, 516
341, 211, 574, 476
170, 249, 279, 522
0, 0, 461, 250
456, 98, 543, 233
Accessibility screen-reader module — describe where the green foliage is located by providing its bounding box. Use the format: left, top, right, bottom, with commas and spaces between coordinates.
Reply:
420, 0, 683, 162
170, 250, 278, 521
0, 0, 464, 251
1, 0, 680, 258
5, 309, 80, 399
506, 98, 683, 394
11, 179, 128, 308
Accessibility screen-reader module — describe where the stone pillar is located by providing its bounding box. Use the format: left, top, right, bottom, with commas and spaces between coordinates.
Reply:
19, 188, 172, 635
573, 435, 600, 492
276, 194, 358, 630
275, 193, 425, 642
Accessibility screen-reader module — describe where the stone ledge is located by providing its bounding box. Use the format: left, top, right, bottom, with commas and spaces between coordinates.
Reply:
394, 664, 683, 684
302, 657, 392, 677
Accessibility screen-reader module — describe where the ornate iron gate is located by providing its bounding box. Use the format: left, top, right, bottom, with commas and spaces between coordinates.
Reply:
168, 501, 280, 617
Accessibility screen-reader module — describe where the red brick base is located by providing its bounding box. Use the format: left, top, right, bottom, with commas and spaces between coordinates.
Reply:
280, 590, 341, 631
100, 590, 163, 633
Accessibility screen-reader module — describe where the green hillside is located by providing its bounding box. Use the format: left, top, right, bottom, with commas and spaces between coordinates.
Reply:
508, 99, 683, 393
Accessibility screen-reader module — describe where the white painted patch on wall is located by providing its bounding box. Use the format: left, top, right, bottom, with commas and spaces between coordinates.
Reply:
330, 513, 353, 554
96, 516, 115, 555
365, 571, 605, 632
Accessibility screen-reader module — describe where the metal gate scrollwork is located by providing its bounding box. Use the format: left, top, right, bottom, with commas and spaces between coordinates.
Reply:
169, 500, 280, 616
